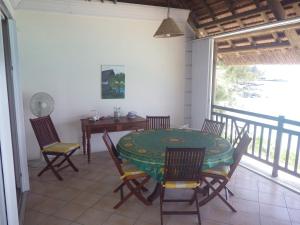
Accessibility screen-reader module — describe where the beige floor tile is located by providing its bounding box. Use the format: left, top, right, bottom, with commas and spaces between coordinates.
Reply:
204, 206, 232, 224
76, 208, 111, 225
260, 216, 292, 225
229, 211, 260, 225
33, 197, 67, 215
139, 206, 166, 224
260, 204, 290, 221
114, 200, 147, 219
285, 194, 300, 210
259, 192, 286, 207
258, 181, 286, 194
202, 220, 229, 225
166, 215, 200, 225
233, 188, 259, 202
55, 203, 89, 221
66, 178, 95, 191
46, 187, 80, 201
230, 197, 260, 214
289, 208, 300, 223
41, 216, 72, 225
92, 195, 120, 213
26, 193, 48, 209
24, 210, 49, 225
133, 218, 159, 225
103, 214, 136, 225
72, 192, 102, 207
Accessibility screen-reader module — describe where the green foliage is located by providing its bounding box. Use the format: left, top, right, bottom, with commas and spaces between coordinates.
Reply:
108, 73, 125, 97
215, 63, 265, 105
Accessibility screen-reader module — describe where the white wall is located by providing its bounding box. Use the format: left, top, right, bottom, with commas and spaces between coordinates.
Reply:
16, 9, 189, 160
191, 38, 214, 129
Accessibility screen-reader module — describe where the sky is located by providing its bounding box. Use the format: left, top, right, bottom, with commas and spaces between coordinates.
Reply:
237, 65, 300, 121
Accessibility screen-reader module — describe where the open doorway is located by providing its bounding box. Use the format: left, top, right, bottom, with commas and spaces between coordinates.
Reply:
211, 18, 300, 192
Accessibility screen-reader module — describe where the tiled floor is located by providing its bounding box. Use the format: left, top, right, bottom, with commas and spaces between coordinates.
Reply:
25, 152, 300, 225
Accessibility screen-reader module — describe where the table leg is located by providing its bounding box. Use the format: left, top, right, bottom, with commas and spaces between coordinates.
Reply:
87, 134, 91, 163
82, 132, 86, 155
147, 182, 160, 202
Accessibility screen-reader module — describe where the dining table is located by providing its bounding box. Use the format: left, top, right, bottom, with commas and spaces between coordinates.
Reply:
116, 128, 234, 202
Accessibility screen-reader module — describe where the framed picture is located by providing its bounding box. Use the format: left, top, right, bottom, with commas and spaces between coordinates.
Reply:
101, 65, 125, 99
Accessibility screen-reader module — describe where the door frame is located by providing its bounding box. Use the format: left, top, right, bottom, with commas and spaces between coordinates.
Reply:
0, 6, 20, 225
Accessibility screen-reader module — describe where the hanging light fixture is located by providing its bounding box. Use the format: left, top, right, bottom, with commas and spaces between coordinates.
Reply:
154, 0, 184, 38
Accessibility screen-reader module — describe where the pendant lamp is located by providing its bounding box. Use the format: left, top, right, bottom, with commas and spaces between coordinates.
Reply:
154, 0, 184, 38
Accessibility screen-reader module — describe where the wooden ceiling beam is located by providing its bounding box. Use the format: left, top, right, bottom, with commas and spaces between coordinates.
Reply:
267, 0, 300, 49
218, 40, 291, 53
217, 22, 300, 41
196, 5, 270, 28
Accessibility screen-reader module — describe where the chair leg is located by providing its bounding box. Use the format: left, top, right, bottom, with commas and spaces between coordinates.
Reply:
203, 179, 237, 212
160, 185, 165, 225
226, 186, 234, 196
127, 177, 151, 206
55, 149, 79, 172
132, 179, 148, 192
194, 188, 201, 225
40, 154, 63, 180
114, 176, 151, 209
114, 183, 125, 193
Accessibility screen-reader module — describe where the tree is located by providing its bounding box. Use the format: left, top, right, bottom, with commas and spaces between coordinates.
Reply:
215, 63, 265, 106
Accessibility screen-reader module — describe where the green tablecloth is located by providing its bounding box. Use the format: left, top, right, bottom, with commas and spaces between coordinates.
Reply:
117, 128, 234, 181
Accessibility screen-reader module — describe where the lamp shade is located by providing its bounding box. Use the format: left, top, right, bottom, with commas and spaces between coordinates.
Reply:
154, 17, 184, 38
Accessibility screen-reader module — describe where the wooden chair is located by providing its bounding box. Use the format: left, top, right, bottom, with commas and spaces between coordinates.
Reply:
160, 147, 206, 225
201, 119, 225, 136
146, 116, 170, 130
30, 116, 80, 181
102, 131, 151, 209
198, 133, 252, 212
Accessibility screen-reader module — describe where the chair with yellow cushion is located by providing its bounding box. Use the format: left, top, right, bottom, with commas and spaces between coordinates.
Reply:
160, 147, 206, 225
30, 116, 80, 181
102, 131, 151, 209
199, 133, 252, 212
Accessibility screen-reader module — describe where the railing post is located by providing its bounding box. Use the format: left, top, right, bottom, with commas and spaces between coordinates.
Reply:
272, 115, 284, 177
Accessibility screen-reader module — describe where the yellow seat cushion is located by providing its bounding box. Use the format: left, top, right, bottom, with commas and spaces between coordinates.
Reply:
42, 142, 80, 154
120, 163, 146, 179
203, 166, 230, 177
163, 181, 200, 189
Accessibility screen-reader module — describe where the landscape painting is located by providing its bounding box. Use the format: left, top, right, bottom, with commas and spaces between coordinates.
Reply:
101, 65, 125, 99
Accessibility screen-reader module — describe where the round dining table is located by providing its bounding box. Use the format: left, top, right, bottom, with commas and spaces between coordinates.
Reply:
116, 128, 234, 201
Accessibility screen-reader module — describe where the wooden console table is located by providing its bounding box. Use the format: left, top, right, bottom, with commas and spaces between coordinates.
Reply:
81, 116, 147, 162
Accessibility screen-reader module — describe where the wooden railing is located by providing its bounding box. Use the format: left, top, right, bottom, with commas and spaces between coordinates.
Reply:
211, 105, 300, 178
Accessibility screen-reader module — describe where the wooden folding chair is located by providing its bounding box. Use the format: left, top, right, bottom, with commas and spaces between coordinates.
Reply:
146, 116, 170, 130
201, 119, 225, 136
30, 116, 80, 181
198, 133, 252, 212
102, 131, 151, 209
160, 147, 206, 225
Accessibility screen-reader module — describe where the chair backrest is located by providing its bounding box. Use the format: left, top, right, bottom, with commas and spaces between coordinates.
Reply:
232, 123, 249, 148
228, 132, 252, 178
163, 148, 205, 183
102, 131, 124, 175
30, 116, 60, 149
201, 119, 225, 136
146, 116, 170, 130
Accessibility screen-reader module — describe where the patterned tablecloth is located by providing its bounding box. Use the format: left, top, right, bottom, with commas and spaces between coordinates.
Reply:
117, 128, 234, 181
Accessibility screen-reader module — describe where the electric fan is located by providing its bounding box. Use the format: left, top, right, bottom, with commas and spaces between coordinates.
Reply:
29, 92, 54, 117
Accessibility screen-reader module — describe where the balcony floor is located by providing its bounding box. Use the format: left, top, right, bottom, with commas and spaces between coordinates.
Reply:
25, 152, 300, 225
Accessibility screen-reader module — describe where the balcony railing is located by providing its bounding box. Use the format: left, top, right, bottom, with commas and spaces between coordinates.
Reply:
211, 105, 300, 178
